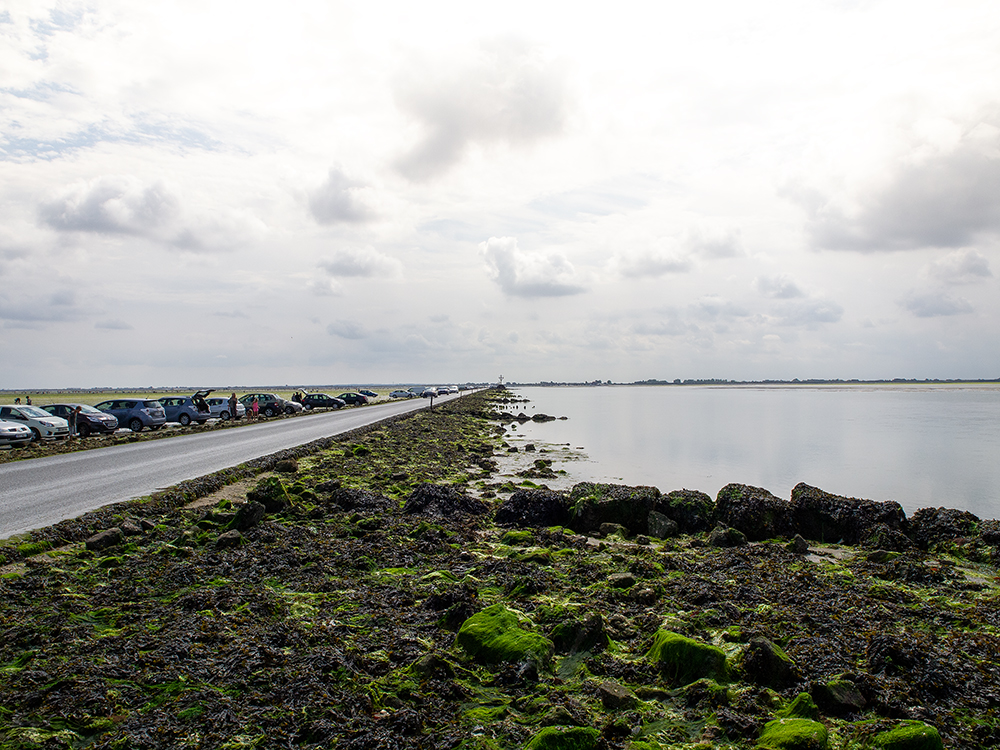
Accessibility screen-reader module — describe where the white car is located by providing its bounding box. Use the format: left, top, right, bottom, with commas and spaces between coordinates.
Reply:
0, 405, 70, 441
389, 389, 416, 399
0, 418, 32, 448
206, 396, 246, 421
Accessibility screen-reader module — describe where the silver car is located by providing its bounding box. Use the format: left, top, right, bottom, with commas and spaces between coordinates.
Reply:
0, 405, 70, 441
0, 418, 32, 448
206, 396, 246, 421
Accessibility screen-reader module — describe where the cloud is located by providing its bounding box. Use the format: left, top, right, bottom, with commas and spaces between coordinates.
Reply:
319, 247, 402, 279
803, 134, 1000, 252
327, 319, 368, 339
393, 38, 571, 181
926, 249, 993, 285
169, 209, 267, 253
615, 250, 692, 279
479, 236, 585, 298
308, 167, 373, 224
756, 274, 805, 299
687, 227, 743, 259
95, 318, 133, 330
777, 299, 844, 326
901, 291, 975, 318
39, 175, 179, 235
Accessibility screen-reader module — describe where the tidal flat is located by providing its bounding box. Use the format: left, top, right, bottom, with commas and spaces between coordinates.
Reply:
1, 390, 998, 749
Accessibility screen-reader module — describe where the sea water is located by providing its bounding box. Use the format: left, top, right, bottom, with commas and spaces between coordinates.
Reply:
506, 384, 1000, 520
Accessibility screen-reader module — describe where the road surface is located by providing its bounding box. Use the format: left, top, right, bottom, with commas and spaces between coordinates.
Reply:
0, 395, 452, 539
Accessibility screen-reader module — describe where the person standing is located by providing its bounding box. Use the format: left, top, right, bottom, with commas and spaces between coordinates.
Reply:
25, 395, 31, 405
251, 397, 259, 420
67, 406, 82, 438
228, 392, 238, 420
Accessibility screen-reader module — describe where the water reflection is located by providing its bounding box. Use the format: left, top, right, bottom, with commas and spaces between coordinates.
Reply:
511, 384, 1000, 519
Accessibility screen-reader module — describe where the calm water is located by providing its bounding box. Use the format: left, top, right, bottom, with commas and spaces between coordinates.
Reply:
508, 384, 1000, 520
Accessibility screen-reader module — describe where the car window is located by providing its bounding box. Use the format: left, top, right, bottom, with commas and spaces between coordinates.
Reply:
122, 401, 136, 408
80, 405, 102, 414
143, 400, 161, 408
0, 408, 13, 418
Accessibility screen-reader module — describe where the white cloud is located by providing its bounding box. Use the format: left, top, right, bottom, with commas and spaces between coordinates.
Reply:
319, 247, 403, 279
614, 250, 692, 279
308, 167, 373, 224
327, 319, 368, 339
39, 175, 179, 236
926, 249, 993, 285
95, 318, 133, 330
393, 38, 571, 181
756, 274, 806, 299
479, 236, 585, 298
901, 291, 975, 318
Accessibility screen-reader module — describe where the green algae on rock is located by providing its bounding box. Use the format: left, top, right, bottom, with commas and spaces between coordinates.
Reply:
646, 630, 728, 685
525, 725, 600, 750
865, 721, 943, 750
757, 717, 829, 750
456, 603, 554, 665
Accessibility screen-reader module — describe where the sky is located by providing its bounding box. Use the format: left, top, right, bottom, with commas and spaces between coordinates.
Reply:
2, 1, 1000, 388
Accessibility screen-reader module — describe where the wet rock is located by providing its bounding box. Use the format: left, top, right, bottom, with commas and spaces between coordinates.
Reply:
867, 721, 943, 750
85, 528, 123, 552
246, 477, 289, 513
216, 529, 242, 549
550, 613, 608, 654
790, 483, 905, 544
411, 653, 455, 680
607, 572, 635, 589
531, 413, 557, 423
681, 678, 730, 708
907, 506, 980, 549
979, 519, 1000, 545
567, 482, 660, 536
526, 726, 599, 749
120, 519, 143, 537
328, 487, 394, 514
402, 483, 488, 517
737, 637, 798, 688
656, 488, 715, 533
716, 483, 795, 541
274, 458, 298, 473
598, 680, 638, 710
813, 676, 865, 716
787, 534, 809, 554
778, 693, 819, 720
647, 510, 679, 539
495, 489, 571, 528
861, 523, 916, 552
708, 524, 747, 548
646, 630, 728, 685
525, 443, 536, 452
230, 501, 266, 531
139, 518, 156, 531
600, 523, 629, 539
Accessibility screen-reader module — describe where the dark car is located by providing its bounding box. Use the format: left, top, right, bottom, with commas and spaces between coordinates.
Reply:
358, 389, 378, 399
95, 399, 167, 432
41, 403, 119, 437
239, 393, 303, 417
336, 392, 369, 406
300, 393, 346, 410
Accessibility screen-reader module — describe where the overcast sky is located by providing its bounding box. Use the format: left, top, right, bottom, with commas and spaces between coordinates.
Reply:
3, 1, 1000, 388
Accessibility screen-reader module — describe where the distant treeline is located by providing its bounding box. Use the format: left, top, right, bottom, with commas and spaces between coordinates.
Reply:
513, 377, 1000, 387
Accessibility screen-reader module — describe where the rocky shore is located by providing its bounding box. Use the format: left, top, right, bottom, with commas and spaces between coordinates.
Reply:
1, 389, 998, 749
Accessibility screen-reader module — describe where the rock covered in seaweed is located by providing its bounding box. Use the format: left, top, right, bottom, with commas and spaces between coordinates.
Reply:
790, 483, 905, 544
495, 488, 571, 528
715, 483, 795, 541
402, 482, 488, 517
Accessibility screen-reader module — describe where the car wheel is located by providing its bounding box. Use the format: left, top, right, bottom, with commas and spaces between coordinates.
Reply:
220, 410, 230, 421
284, 406, 296, 415
263, 406, 277, 417
128, 418, 143, 432
30, 428, 41, 442
77, 424, 91, 438
179, 413, 191, 426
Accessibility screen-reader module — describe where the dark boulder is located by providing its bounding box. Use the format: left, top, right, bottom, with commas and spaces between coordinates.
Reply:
907, 506, 980, 549
655, 489, 715, 533
567, 482, 660, 536
647, 510, 679, 539
495, 489, 571, 528
328, 487, 395, 514
85, 528, 123, 552
715, 484, 794, 541
860, 523, 916, 552
708, 524, 747, 548
230, 501, 266, 531
403, 483, 488, 517
735, 637, 798, 688
550, 613, 609, 654
247, 477, 290, 513
790, 483, 905, 544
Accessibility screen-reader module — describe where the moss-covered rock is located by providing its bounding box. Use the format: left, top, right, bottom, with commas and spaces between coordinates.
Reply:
736, 637, 797, 688
777, 693, 819, 720
568, 482, 660, 536
456, 603, 553, 665
757, 717, 829, 749
645, 630, 727, 685
525, 725, 600, 750
867, 721, 943, 750
814, 676, 865, 715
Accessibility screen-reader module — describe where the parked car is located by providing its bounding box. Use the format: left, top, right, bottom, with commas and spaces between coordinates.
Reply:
0, 418, 33, 448
436, 386, 450, 396
421, 388, 438, 398
358, 389, 378, 399
389, 389, 415, 399
94, 399, 167, 432
205, 396, 245, 421
0, 405, 70, 441
40, 403, 119, 437
300, 393, 346, 410
159, 390, 213, 426
239, 393, 303, 417
447, 385, 459, 393
336, 392, 369, 406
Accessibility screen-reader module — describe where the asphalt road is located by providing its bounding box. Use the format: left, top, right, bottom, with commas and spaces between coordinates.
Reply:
0, 395, 452, 540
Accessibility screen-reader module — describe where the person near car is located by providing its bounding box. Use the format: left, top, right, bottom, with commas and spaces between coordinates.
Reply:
25, 396, 31, 405
251, 397, 259, 420
193, 394, 209, 414
228, 393, 238, 419
67, 405, 81, 438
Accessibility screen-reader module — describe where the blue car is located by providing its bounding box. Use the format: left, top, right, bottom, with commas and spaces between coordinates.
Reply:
95, 399, 167, 433
159, 390, 213, 426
